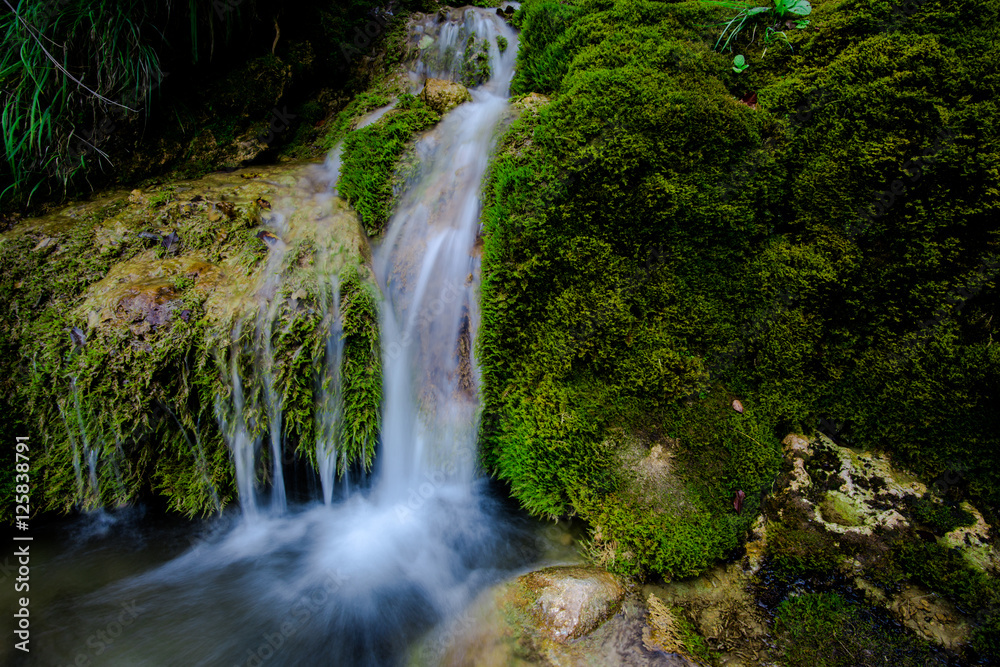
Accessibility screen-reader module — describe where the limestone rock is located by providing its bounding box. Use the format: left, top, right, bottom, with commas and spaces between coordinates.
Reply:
516, 565, 627, 642
416, 569, 693, 667
420, 78, 472, 114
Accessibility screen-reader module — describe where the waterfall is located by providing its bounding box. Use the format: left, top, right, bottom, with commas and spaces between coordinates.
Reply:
375, 7, 518, 506
32, 9, 537, 667
213, 8, 517, 519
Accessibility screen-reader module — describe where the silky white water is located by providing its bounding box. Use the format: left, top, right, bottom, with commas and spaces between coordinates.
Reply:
21, 9, 547, 667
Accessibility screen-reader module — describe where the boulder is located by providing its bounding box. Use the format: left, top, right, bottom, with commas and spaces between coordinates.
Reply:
516, 565, 627, 642
420, 78, 472, 114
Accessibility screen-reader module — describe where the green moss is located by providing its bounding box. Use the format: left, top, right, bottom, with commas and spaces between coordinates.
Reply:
339, 266, 382, 472
461, 34, 492, 87
906, 494, 975, 535
768, 520, 842, 576
320, 90, 394, 152
338, 94, 440, 234
889, 539, 999, 614
775, 593, 937, 667
673, 610, 718, 665
480, 0, 1000, 579
0, 173, 383, 517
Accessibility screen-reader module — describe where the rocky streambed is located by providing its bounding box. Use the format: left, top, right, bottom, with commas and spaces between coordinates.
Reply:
413, 431, 998, 666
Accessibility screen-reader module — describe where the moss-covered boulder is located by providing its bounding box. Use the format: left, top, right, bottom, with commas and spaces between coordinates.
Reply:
419, 78, 472, 114
764, 432, 999, 652
0, 162, 381, 517
479, 0, 998, 584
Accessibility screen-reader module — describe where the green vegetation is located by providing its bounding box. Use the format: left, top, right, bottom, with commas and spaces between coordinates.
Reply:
461, 34, 492, 87
704, 0, 811, 53
0, 177, 381, 518
877, 539, 1000, 614
479, 0, 1000, 580
0, 0, 437, 210
339, 94, 440, 235
774, 593, 938, 666
339, 266, 382, 472
0, 0, 163, 203
906, 495, 976, 534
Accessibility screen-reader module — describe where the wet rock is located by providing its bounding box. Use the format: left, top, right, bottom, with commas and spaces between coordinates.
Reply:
415, 570, 693, 667
68, 326, 87, 347
257, 230, 280, 246
420, 78, 472, 114
942, 503, 998, 572
516, 565, 627, 642
31, 237, 56, 252
115, 281, 183, 334
767, 433, 991, 649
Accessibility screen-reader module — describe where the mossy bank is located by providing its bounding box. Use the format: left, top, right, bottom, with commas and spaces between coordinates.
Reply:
478, 0, 998, 584
0, 164, 381, 516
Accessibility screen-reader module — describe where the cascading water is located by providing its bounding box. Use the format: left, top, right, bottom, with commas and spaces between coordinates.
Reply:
24, 8, 553, 667
375, 7, 516, 506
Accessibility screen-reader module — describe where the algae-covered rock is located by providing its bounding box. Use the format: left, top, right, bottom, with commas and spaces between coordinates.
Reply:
0, 161, 380, 517
512, 92, 550, 114
419, 78, 472, 114
764, 432, 994, 651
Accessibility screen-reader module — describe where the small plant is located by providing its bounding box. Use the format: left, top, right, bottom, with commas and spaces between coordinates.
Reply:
772, 0, 811, 19
762, 26, 791, 57
732, 54, 749, 72
702, 0, 811, 53
496, 35, 508, 53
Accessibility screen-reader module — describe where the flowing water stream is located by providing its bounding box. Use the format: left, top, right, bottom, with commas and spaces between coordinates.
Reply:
8, 7, 573, 667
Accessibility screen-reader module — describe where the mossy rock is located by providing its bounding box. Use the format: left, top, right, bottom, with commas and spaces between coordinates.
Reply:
513, 565, 628, 643
0, 162, 380, 518
419, 78, 472, 114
